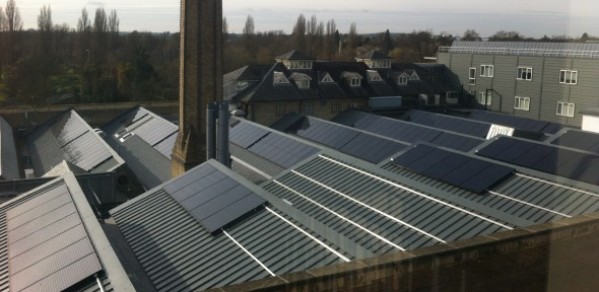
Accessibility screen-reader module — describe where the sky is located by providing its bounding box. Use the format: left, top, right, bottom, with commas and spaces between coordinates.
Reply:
12, 0, 599, 38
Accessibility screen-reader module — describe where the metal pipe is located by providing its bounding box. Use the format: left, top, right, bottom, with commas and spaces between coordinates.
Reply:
95, 274, 106, 292
206, 102, 217, 160
218, 102, 231, 167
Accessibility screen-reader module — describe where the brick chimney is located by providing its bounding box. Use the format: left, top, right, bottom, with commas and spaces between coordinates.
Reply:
172, 0, 223, 176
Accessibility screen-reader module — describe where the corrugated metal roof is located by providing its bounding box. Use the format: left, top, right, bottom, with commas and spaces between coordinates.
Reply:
449, 41, 599, 59
26, 110, 124, 177
110, 160, 352, 291
0, 116, 19, 180
406, 110, 491, 138
0, 175, 137, 292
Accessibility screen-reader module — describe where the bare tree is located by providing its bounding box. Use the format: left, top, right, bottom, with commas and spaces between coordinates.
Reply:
462, 29, 481, 41
292, 14, 306, 51
4, 0, 22, 32
77, 8, 91, 33
108, 10, 119, 34
37, 5, 52, 32
93, 8, 107, 33
0, 7, 5, 32
348, 22, 358, 49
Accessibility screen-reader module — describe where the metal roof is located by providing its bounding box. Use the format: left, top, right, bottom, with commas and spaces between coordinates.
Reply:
549, 128, 599, 154
333, 109, 486, 152
406, 110, 492, 138
467, 110, 562, 135
110, 160, 354, 291
444, 41, 599, 59
26, 110, 124, 177
0, 173, 136, 292
0, 116, 19, 180
102, 107, 177, 189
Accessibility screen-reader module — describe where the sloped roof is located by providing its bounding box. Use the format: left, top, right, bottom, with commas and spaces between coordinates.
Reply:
110, 160, 355, 291
0, 116, 19, 180
468, 110, 562, 135
102, 106, 177, 189
357, 50, 391, 60
0, 173, 136, 292
25, 110, 124, 177
275, 50, 314, 61
449, 41, 599, 59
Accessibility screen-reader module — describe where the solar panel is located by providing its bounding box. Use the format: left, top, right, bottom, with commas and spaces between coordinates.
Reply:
552, 130, 599, 154
339, 133, 407, 164
477, 136, 599, 185
229, 121, 270, 148
392, 144, 514, 193
468, 110, 561, 134
296, 118, 359, 149
408, 110, 490, 138
6, 182, 102, 292
248, 133, 320, 168
165, 163, 265, 233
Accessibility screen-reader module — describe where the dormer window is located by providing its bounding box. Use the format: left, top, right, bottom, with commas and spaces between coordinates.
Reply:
367, 70, 383, 82
236, 81, 249, 91
290, 72, 312, 89
372, 60, 391, 68
320, 73, 334, 84
342, 72, 363, 87
283, 60, 313, 70
273, 71, 291, 85
396, 73, 409, 86
409, 72, 420, 80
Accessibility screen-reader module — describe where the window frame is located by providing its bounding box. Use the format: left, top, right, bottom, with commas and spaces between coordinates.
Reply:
514, 96, 531, 111
477, 92, 492, 106
517, 67, 533, 81
468, 67, 476, 85
559, 70, 578, 85
275, 103, 287, 116
480, 65, 494, 77
556, 101, 575, 117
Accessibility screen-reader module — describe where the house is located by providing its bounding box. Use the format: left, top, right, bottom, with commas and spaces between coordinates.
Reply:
437, 41, 599, 127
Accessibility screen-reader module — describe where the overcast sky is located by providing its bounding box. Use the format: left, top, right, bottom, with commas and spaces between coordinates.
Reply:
13, 0, 599, 37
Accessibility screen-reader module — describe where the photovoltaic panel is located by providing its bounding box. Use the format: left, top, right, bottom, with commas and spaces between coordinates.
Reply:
6, 182, 102, 292
477, 136, 599, 185
339, 133, 407, 164
552, 130, 599, 154
408, 110, 491, 138
392, 144, 514, 193
468, 110, 561, 134
248, 133, 320, 168
229, 121, 270, 148
165, 163, 265, 233
296, 118, 359, 149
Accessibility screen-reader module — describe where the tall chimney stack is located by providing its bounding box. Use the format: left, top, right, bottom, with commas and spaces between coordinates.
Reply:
171, 0, 223, 176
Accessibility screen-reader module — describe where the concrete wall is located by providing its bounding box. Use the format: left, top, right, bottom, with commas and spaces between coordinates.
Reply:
0, 101, 178, 131
212, 213, 599, 292
438, 51, 599, 127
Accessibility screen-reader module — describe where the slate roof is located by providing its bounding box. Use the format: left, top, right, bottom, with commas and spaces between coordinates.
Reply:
25, 110, 124, 177
275, 50, 314, 61
102, 107, 177, 189
357, 50, 391, 60
0, 173, 136, 292
333, 109, 486, 152
0, 116, 19, 180
110, 160, 355, 291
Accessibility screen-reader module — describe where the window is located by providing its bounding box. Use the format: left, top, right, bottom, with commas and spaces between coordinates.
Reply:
236, 81, 249, 90
321, 74, 334, 84
276, 103, 287, 116
349, 78, 361, 87
480, 65, 494, 77
331, 102, 342, 113
514, 96, 531, 111
409, 72, 420, 80
296, 79, 310, 89
477, 91, 492, 106
559, 70, 578, 84
273, 71, 290, 85
367, 70, 383, 82
468, 68, 476, 85
556, 101, 575, 117
517, 67, 533, 81
397, 75, 408, 86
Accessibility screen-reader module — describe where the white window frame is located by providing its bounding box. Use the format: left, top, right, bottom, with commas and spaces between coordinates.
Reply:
514, 96, 531, 111
556, 101, 575, 117
321, 74, 334, 84
397, 74, 409, 86
349, 78, 361, 87
276, 103, 287, 116
331, 102, 342, 113
477, 92, 492, 106
517, 67, 533, 81
468, 67, 476, 85
296, 79, 310, 89
559, 70, 578, 85
480, 65, 494, 77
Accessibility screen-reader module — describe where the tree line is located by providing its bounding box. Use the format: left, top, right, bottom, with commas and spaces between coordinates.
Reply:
0, 0, 596, 106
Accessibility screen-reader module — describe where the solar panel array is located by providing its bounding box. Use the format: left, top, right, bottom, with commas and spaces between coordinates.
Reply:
468, 110, 562, 134
334, 110, 485, 152
164, 163, 266, 233
230, 120, 320, 169
477, 137, 599, 185
6, 182, 102, 292
392, 144, 514, 193
407, 110, 491, 138
551, 130, 599, 154
280, 117, 407, 164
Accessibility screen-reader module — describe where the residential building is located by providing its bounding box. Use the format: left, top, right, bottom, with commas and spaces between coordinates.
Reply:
438, 41, 599, 127
224, 50, 460, 126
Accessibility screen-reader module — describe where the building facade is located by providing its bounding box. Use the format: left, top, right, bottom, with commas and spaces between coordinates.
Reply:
438, 41, 599, 127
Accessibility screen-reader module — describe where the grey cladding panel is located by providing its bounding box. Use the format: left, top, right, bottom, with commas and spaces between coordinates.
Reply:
230, 121, 270, 148
134, 117, 178, 146
393, 144, 514, 193
63, 132, 112, 171
165, 163, 266, 233
6, 181, 102, 292
51, 112, 89, 146
478, 137, 599, 185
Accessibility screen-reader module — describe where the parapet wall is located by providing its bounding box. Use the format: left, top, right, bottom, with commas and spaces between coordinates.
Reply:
0, 101, 178, 130
211, 213, 599, 292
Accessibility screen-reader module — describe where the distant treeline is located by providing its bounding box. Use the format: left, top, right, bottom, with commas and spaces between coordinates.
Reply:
0, 0, 596, 105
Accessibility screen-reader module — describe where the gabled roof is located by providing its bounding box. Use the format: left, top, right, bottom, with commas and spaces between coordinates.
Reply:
102, 106, 177, 189
357, 50, 391, 60
25, 110, 124, 177
110, 160, 355, 291
0, 116, 19, 180
0, 173, 136, 291
275, 50, 314, 61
